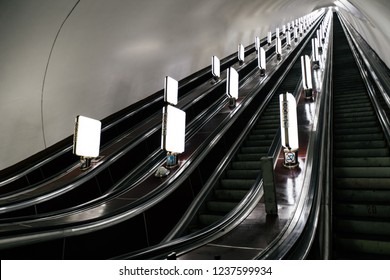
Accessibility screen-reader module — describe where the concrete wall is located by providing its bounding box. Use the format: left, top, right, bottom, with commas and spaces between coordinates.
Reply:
0, 0, 388, 170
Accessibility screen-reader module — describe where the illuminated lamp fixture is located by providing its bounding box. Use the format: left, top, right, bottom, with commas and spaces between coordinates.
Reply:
299, 23, 303, 37
255, 36, 260, 53
73, 115, 101, 170
286, 31, 292, 50
258, 47, 266, 76
226, 67, 239, 108
164, 75, 178, 105
267, 31, 272, 46
317, 30, 323, 54
294, 26, 298, 42
279, 92, 299, 168
161, 105, 186, 168
276, 37, 282, 61
301, 55, 313, 99
211, 55, 220, 84
312, 38, 320, 68
238, 43, 245, 64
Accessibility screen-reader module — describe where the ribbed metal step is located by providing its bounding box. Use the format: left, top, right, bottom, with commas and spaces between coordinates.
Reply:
331, 15, 390, 259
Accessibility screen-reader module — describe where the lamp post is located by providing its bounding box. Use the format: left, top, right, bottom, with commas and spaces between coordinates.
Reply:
73, 115, 101, 170
279, 92, 299, 168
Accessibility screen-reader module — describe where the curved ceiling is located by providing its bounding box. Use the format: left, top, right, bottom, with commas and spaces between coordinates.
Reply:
0, 0, 389, 170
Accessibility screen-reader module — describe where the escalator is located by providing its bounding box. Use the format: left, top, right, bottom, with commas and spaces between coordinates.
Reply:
191, 62, 303, 231
331, 15, 390, 259
0, 39, 261, 197
117, 14, 331, 260
0, 40, 268, 218
0, 12, 326, 259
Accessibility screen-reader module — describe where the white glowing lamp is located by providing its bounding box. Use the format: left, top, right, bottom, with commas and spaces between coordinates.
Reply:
301, 55, 312, 90
279, 92, 299, 151
286, 31, 292, 47
161, 105, 186, 154
258, 47, 266, 76
212, 55, 220, 80
267, 31, 272, 45
73, 115, 101, 158
226, 67, 239, 100
238, 44, 245, 62
164, 76, 178, 105
276, 37, 282, 60
312, 38, 320, 65
255, 36, 260, 52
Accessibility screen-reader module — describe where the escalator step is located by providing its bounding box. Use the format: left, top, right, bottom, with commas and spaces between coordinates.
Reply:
220, 179, 256, 189
334, 121, 378, 129
244, 140, 273, 147
333, 148, 389, 157
333, 203, 390, 218
214, 189, 247, 201
333, 235, 390, 256
334, 111, 374, 119
334, 218, 390, 236
240, 146, 269, 154
333, 127, 382, 135
231, 161, 262, 170
334, 140, 386, 149
333, 115, 377, 124
334, 133, 383, 141
226, 169, 261, 179
334, 167, 390, 178
334, 178, 390, 189
207, 201, 237, 213
334, 157, 390, 167
334, 189, 390, 203
198, 214, 225, 226
236, 153, 266, 161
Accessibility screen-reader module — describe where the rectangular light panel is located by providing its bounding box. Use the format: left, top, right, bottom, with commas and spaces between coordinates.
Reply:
255, 36, 260, 51
164, 76, 179, 105
267, 31, 272, 45
301, 55, 312, 90
73, 115, 101, 158
212, 55, 220, 78
258, 47, 266, 70
276, 37, 282, 55
162, 105, 186, 154
226, 67, 239, 99
279, 93, 299, 151
238, 44, 245, 62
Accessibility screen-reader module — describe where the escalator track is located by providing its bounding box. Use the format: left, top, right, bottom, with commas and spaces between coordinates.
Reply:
331, 15, 390, 259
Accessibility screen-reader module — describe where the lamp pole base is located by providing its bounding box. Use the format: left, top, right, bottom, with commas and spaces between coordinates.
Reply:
283, 149, 299, 169
166, 152, 179, 168
80, 157, 92, 170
